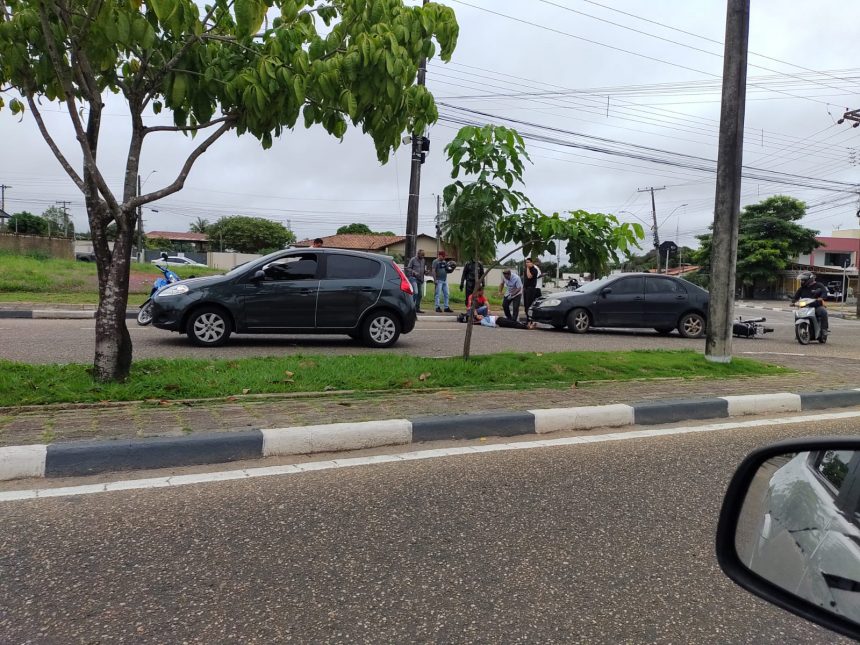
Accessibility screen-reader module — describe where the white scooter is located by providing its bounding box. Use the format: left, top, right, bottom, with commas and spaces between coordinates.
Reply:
793, 298, 828, 345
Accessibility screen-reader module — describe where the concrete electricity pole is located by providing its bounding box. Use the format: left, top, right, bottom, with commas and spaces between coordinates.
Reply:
637, 186, 665, 271
836, 108, 860, 317
404, 0, 430, 263
705, 0, 750, 363
55, 200, 72, 237
0, 184, 10, 212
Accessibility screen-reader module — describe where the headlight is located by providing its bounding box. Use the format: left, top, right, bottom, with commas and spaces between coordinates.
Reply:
157, 284, 190, 297
538, 298, 562, 307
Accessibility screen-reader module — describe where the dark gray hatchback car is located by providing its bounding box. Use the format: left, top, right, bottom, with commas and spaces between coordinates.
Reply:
529, 273, 709, 338
148, 248, 417, 348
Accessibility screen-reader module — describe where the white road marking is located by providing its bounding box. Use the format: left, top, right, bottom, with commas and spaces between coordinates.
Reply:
741, 351, 806, 356
3, 409, 860, 503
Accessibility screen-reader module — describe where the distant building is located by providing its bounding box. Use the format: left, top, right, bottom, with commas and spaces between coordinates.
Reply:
293, 233, 458, 262
784, 229, 860, 297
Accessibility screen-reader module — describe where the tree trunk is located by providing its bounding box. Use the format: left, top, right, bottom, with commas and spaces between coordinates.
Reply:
91, 206, 135, 382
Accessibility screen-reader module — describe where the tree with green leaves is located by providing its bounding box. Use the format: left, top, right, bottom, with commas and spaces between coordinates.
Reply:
207, 215, 294, 253
41, 205, 74, 237
189, 217, 210, 234
336, 222, 395, 235
693, 195, 820, 298
497, 210, 643, 279
441, 124, 535, 359
7, 211, 47, 235
0, 0, 458, 381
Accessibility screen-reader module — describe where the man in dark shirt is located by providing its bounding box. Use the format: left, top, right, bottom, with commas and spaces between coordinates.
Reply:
791, 272, 829, 333
522, 258, 542, 322
460, 259, 484, 301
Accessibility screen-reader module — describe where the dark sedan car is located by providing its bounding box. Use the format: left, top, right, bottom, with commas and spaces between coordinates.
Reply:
529, 273, 709, 338
149, 248, 417, 348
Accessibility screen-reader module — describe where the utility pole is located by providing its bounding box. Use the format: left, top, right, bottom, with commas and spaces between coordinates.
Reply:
705, 0, 750, 363
136, 175, 144, 262
404, 0, 430, 263
55, 200, 71, 237
435, 194, 441, 256
637, 186, 665, 272
1, 184, 11, 231
836, 108, 860, 316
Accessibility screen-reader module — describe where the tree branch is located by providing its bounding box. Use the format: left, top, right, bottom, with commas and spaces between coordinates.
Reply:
143, 114, 235, 135
37, 0, 119, 212
129, 118, 236, 208
24, 94, 86, 192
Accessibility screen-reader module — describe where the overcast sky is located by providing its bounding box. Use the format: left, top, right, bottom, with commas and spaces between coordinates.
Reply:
2, 0, 860, 255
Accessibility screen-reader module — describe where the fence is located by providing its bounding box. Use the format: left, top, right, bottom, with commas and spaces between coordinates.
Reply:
0, 233, 74, 259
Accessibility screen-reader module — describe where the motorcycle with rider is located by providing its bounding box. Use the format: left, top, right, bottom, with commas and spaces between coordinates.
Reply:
790, 271, 830, 344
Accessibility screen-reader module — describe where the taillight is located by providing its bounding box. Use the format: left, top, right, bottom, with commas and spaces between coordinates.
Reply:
392, 261, 414, 295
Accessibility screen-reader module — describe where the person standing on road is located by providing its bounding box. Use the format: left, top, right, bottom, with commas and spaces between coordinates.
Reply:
499, 268, 523, 321
432, 251, 454, 313
523, 257, 542, 322
406, 249, 426, 313
460, 258, 484, 302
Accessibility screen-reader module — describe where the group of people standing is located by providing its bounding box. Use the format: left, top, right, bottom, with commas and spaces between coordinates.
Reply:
405, 249, 543, 325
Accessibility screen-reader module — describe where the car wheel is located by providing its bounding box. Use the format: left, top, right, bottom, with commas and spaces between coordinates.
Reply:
678, 313, 705, 339
655, 327, 673, 335
566, 308, 590, 334
186, 306, 232, 347
362, 311, 401, 348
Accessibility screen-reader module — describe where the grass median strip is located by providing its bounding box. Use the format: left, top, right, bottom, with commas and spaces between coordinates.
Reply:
0, 351, 788, 407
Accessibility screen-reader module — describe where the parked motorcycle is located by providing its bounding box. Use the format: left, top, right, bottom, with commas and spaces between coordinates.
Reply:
137, 256, 181, 326
732, 316, 774, 339
793, 298, 828, 345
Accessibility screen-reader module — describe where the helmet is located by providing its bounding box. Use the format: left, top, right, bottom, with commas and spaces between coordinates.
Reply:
798, 271, 815, 286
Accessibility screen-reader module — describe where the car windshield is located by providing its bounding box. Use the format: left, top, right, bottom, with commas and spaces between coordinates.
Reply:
224, 249, 288, 277
570, 276, 613, 293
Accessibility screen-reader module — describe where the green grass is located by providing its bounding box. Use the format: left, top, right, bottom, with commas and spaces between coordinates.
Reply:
0, 250, 222, 303
0, 351, 788, 407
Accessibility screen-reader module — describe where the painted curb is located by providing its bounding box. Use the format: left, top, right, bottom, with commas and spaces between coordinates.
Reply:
0, 309, 138, 320
3, 389, 860, 483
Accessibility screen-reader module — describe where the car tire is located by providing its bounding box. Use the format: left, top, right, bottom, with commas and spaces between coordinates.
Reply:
362, 310, 401, 348
566, 308, 590, 334
678, 313, 705, 339
186, 306, 232, 347
655, 327, 674, 335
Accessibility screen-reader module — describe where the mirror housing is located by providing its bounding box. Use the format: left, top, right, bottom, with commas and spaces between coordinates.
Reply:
601, 287, 613, 297
717, 437, 860, 641
251, 269, 266, 282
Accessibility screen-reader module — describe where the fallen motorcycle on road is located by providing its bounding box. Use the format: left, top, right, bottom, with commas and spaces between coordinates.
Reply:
732, 316, 774, 339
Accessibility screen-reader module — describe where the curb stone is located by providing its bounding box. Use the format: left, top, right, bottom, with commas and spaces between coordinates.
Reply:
2, 388, 860, 482
0, 309, 138, 320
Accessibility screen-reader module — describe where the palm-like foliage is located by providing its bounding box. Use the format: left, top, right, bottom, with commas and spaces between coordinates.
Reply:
189, 218, 210, 234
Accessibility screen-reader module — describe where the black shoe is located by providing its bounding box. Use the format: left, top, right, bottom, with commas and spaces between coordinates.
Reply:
416, 308, 424, 314
436, 307, 442, 312
444, 307, 454, 313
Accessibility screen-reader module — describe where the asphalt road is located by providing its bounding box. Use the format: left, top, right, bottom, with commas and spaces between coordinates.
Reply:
2, 304, 860, 364
2, 416, 858, 643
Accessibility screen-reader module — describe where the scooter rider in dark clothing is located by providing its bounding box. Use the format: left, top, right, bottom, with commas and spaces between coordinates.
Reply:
791, 272, 829, 334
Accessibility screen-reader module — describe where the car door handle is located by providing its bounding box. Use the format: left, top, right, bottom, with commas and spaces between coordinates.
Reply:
360, 287, 376, 292
634, 296, 643, 301
675, 295, 686, 300
300, 288, 315, 295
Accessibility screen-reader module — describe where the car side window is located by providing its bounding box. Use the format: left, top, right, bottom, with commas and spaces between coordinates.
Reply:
609, 277, 643, 295
814, 450, 853, 492
261, 255, 318, 281
324, 254, 381, 280
646, 277, 685, 294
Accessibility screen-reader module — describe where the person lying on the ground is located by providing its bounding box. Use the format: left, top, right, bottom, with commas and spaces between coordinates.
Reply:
479, 315, 537, 329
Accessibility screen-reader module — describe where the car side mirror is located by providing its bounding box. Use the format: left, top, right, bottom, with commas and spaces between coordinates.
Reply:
716, 438, 860, 641
601, 287, 612, 297
251, 270, 266, 282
